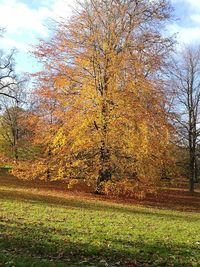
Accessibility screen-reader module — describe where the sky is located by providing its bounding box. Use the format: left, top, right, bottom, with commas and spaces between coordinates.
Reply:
0, 0, 73, 73
0, 0, 200, 74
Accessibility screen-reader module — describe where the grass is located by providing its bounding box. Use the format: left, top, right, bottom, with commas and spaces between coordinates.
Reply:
0, 177, 200, 266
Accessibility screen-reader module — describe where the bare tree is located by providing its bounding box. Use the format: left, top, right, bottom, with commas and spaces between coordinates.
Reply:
170, 46, 200, 194
0, 28, 21, 100
0, 49, 21, 99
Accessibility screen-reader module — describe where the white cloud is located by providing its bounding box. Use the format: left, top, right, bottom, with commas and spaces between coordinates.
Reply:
172, 0, 200, 9
182, 0, 200, 10
168, 23, 200, 45
190, 14, 200, 24
50, 0, 74, 19
0, 0, 74, 72
0, 0, 49, 36
169, 0, 200, 45
0, 0, 73, 52
1, 0, 200, 73
0, 36, 29, 51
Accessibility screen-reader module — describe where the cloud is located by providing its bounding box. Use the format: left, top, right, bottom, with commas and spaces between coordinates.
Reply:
172, 0, 200, 9
168, 23, 200, 45
0, 0, 73, 72
1, 0, 200, 73
181, 0, 200, 10
0, 0, 73, 52
50, 0, 74, 19
0, 0, 49, 37
169, 0, 200, 45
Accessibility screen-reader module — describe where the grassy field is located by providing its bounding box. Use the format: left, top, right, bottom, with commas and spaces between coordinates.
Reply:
1, 176, 200, 266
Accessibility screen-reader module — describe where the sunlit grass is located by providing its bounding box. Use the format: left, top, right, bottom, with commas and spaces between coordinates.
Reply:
0, 177, 200, 266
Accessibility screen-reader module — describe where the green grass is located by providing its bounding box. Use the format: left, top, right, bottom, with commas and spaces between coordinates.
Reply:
1, 179, 200, 266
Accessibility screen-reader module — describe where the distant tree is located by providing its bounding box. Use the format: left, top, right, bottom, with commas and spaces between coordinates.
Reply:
0, 105, 29, 163
0, 28, 29, 164
0, 28, 21, 100
170, 46, 200, 194
0, 86, 32, 162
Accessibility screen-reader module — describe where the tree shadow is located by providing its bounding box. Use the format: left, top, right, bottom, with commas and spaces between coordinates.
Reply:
0, 219, 197, 267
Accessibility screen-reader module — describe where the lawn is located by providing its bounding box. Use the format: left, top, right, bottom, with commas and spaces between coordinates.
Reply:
0, 176, 200, 266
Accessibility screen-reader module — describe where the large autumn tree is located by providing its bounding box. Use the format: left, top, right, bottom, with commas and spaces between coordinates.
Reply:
18, 0, 174, 194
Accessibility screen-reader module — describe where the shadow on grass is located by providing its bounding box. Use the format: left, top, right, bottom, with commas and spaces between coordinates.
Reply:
0, 187, 199, 223
1, 183, 200, 266
0, 218, 198, 267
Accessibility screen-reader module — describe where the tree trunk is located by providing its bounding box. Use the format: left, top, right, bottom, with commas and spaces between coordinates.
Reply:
194, 157, 198, 183
14, 147, 19, 163
95, 145, 111, 193
189, 150, 195, 194
189, 177, 194, 194
95, 74, 112, 193
47, 147, 51, 180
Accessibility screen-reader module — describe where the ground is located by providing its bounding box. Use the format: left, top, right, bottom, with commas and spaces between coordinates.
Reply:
1, 174, 200, 266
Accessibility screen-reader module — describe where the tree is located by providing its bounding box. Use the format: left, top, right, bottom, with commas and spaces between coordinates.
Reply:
0, 81, 36, 163
0, 88, 32, 162
0, 28, 21, 100
0, 106, 23, 161
27, 82, 62, 180
22, 0, 174, 195
0, 28, 29, 166
170, 46, 200, 194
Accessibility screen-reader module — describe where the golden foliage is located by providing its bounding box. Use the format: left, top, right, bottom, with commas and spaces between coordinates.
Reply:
13, 0, 174, 196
